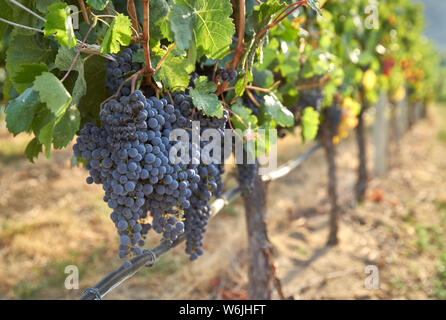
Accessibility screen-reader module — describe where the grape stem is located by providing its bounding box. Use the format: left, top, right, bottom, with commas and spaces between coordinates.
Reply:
99, 68, 147, 113
78, 0, 90, 25
61, 19, 97, 82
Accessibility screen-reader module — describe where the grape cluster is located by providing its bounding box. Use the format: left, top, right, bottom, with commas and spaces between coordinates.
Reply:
219, 69, 238, 83
74, 90, 202, 259
105, 44, 142, 97
169, 92, 228, 260
75, 82, 230, 261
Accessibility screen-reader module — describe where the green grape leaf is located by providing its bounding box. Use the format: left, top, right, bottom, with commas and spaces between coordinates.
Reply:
36, 0, 59, 13
100, 14, 132, 54
235, 70, 253, 97
5, 88, 42, 136
154, 47, 190, 90
34, 72, 72, 118
185, 41, 197, 73
31, 105, 57, 137
231, 100, 258, 131
171, 0, 235, 59
132, 48, 145, 63
38, 119, 56, 158
279, 46, 301, 81
246, 0, 285, 35
189, 76, 223, 118
25, 138, 43, 163
44, 2, 77, 48
86, 0, 109, 10
146, 0, 171, 43
168, 1, 196, 50
55, 46, 86, 105
264, 93, 294, 127
6, 30, 50, 93
52, 105, 81, 149
12, 64, 49, 84
4, 0, 36, 35
252, 68, 274, 88
0, 1, 13, 39
150, 0, 170, 21
301, 107, 320, 143
255, 122, 277, 156
243, 0, 285, 71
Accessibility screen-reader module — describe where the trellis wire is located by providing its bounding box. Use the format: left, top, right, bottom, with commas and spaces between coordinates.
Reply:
0, 17, 44, 33
81, 144, 321, 300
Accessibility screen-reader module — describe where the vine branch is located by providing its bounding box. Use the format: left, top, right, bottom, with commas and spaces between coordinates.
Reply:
61, 20, 97, 82
78, 0, 90, 24
127, 0, 141, 34
254, 0, 306, 43
142, 0, 155, 74
232, 0, 246, 70
216, 0, 245, 95
155, 44, 176, 72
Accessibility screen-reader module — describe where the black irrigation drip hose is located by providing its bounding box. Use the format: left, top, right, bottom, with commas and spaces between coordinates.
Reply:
81, 144, 322, 300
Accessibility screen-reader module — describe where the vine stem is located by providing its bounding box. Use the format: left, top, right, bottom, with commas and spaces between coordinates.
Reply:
245, 89, 261, 107
246, 81, 281, 93
254, 0, 306, 43
232, 0, 246, 70
155, 44, 176, 72
131, 68, 147, 93
272, 1, 306, 25
78, 0, 90, 24
61, 20, 97, 82
142, 0, 155, 74
7, 0, 46, 22
127, 0, 141, 34
295, 74, 330, 90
